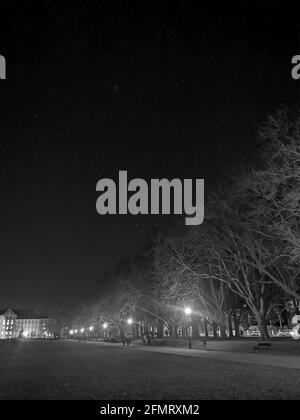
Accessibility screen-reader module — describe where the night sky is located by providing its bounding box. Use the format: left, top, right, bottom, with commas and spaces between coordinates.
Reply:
0, 1, 298, 315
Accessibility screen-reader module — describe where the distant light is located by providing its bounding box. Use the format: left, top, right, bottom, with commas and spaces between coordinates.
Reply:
23, 331, 29, 338
80, 328, 85, 333
74, 330, 78, 334
184, 307, 192, 316
127, 318, 133, 325
69, 330, 74, 335
103, 323, 108, 329
89, 326, 94, 332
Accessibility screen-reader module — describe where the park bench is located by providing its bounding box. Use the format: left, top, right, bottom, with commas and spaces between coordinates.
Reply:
254, 342, 271, 352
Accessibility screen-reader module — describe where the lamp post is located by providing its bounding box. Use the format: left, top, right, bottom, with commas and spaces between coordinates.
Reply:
102, 323, 108, 339
124, 318, 135, 346
278, 307, 286, 331
89, 326, 94, 340
184, 307, 193, 349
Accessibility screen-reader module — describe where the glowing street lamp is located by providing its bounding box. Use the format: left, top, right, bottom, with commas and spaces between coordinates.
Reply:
184, 307, 192, 316
69, 330, 74, 335
102, 323, 109, 339
127, 318, 133, 326
89, 326, 94, 332
183, 307, 193, 349
80, 328, 85, 334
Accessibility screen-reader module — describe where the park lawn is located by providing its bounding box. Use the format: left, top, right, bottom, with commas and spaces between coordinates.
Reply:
0, 340, 299, 400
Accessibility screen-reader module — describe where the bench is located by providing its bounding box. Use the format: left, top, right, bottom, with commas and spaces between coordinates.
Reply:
254, 342, 271, 352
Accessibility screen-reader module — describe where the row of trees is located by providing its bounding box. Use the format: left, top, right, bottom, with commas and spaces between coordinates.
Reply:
75, 109, 300, 341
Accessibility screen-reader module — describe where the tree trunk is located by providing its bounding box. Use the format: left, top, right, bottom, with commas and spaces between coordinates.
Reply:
256, 282, 270, 341
135, 324, 140, 339
255, 312, 269, 341
219, 319, 227, 339
212, 321, 218, 338
157, 319, 164, 339
204, 317, 209, 338
170, 322, 178, 338
228, 312, 234, 338
192, 316, 200, 339
233, 311, 240, 338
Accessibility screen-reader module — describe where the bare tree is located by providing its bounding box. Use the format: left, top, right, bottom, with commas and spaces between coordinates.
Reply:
232, 109, 300, 300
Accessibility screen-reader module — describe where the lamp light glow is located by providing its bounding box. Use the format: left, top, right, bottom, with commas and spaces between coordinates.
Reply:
184, 307, 192, 316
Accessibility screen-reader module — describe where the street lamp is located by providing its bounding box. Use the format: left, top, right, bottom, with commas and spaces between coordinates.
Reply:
80, 328, 85, 334
184, 307, 192, 316
127, 318, 133, 326
102, 323, 108, 339
184, 307, 193, 349
89, 326, 94, 332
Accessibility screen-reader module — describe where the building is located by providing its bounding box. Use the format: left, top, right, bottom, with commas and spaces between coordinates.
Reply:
292, 315, 300, 326
0, 309, 52, 339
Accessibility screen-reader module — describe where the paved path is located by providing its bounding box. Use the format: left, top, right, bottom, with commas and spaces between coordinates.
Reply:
87, 341, 300, 370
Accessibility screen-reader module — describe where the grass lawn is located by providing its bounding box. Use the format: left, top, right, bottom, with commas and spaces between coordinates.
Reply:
0, 340, 299, 400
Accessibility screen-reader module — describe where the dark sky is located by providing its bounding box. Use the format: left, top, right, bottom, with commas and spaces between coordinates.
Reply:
0, 1, 298, 315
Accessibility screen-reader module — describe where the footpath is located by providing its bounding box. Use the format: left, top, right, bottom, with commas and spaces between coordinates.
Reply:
86, 340, 300, 370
